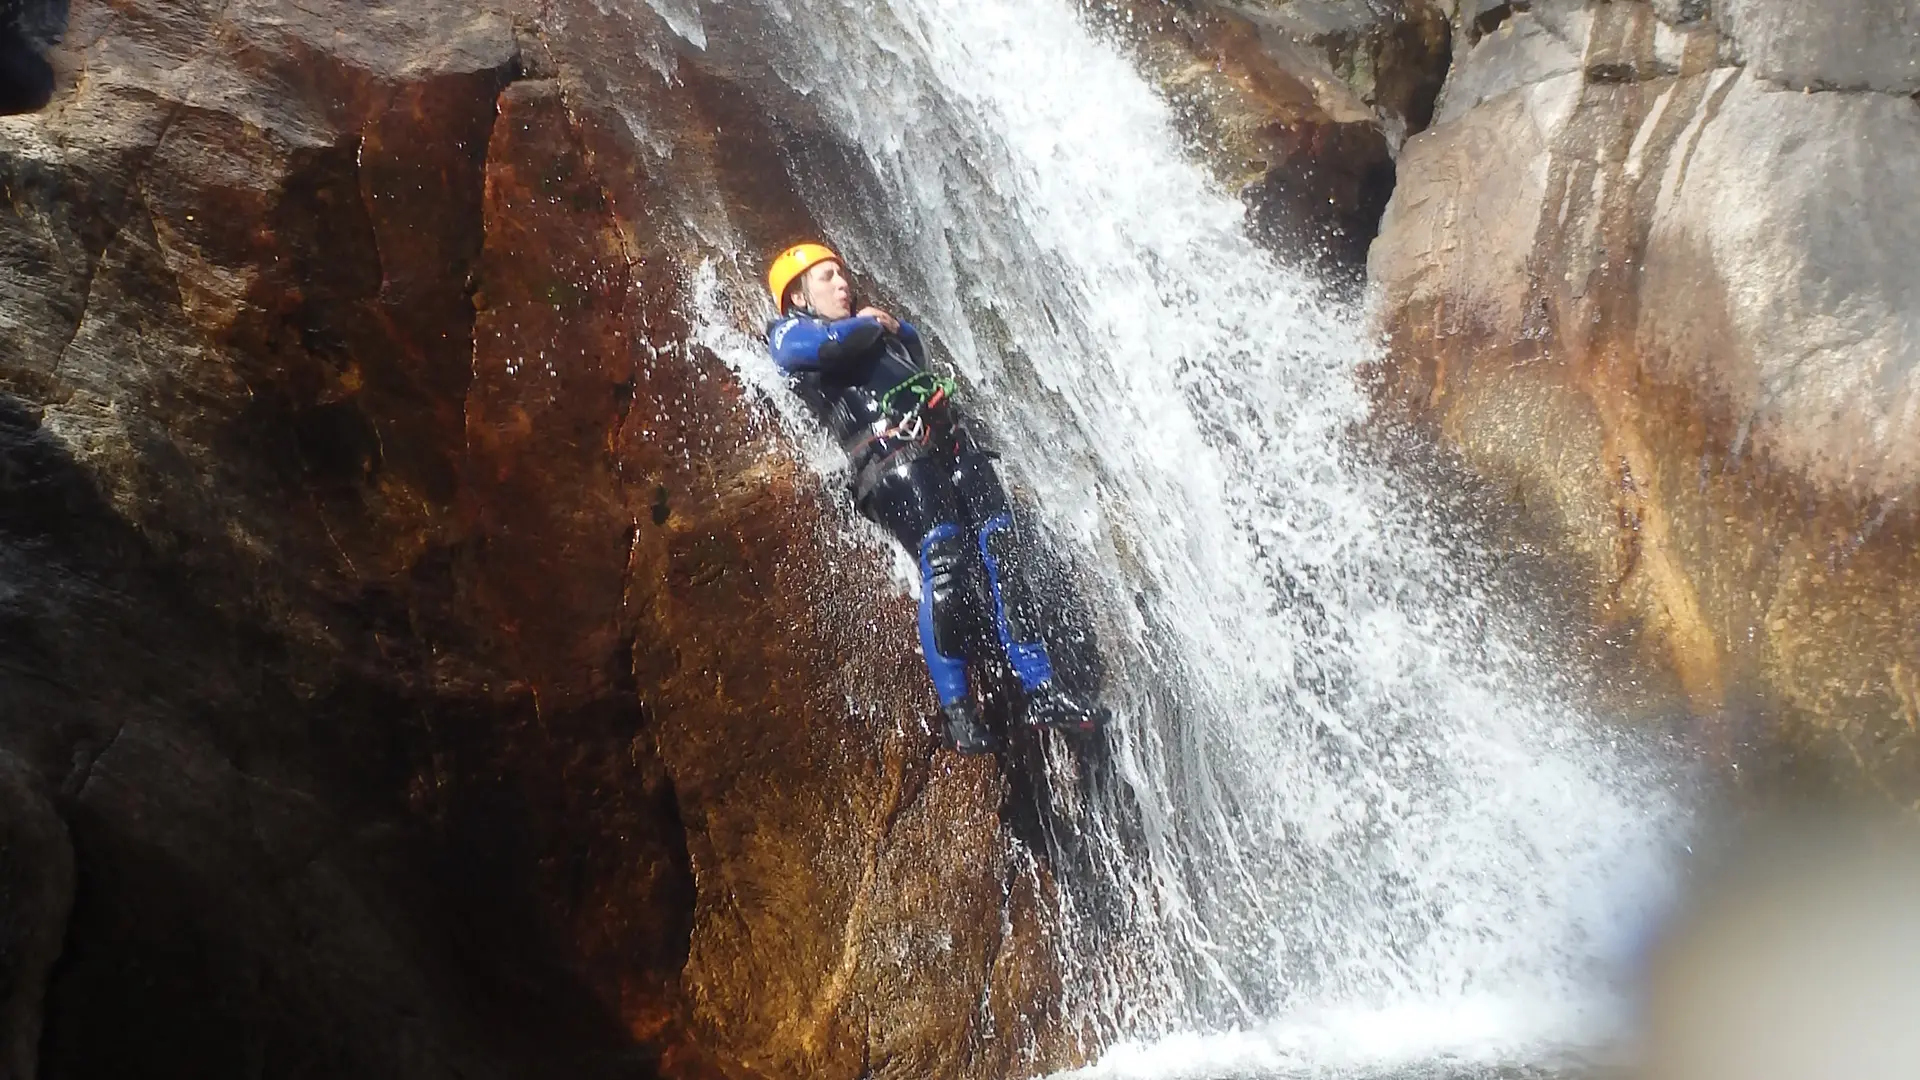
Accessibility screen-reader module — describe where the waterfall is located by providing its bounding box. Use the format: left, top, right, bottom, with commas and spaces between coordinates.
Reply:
670, 0, 1687, 1073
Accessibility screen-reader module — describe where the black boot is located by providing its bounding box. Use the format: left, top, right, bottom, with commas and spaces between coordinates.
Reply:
941, 699, 1000, 755
1020, 684, 1108, 732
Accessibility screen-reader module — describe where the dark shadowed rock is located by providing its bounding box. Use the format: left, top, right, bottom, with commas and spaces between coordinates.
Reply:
0, 0, 64, 115
0, 751, 71, 1080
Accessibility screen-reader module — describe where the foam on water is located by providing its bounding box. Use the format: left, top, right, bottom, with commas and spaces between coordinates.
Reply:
1055, 994, 1611, 1080
669, 0, 1687, 1070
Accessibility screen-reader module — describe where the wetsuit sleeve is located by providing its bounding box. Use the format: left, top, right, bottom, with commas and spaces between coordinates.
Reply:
896, 321, 928, 367
769, 315, 885, 376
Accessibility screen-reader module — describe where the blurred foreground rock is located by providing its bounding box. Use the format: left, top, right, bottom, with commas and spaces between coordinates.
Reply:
1637, 814, 1920, 1080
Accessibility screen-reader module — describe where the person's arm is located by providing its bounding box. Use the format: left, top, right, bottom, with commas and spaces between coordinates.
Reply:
896, 321, 928, 367
769, 315, 885, 376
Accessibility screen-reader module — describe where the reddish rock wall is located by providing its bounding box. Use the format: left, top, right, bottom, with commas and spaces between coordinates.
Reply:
0, 0, 1066, 1076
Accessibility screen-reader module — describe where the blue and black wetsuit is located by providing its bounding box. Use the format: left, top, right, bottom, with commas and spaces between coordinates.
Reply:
769, 311, 1061, 714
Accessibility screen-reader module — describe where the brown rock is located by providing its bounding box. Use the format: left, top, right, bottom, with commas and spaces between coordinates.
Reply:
1080, 0, 1451, 273
1219, 0, 1455, 136
1370, 0, 1920, 797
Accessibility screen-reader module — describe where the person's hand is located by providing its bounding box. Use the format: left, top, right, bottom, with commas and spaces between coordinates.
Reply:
856, 306, 901, 334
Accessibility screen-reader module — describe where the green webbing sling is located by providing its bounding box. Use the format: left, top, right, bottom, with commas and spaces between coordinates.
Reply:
878, 371, 958, 417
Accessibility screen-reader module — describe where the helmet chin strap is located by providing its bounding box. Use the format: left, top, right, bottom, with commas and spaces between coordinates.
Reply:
794, 272, 825, 315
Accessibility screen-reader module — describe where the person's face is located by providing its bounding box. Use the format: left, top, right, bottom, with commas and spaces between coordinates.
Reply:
793, 259, 853, 319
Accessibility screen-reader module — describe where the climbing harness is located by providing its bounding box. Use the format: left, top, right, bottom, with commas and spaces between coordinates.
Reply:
844, 371, 965, 499
870, 371, 957, 445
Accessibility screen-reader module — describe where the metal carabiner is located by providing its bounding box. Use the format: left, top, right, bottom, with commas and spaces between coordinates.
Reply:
893, 409, 925, 444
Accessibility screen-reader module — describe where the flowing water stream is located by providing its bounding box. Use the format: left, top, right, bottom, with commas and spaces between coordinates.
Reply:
657, 0, 1689, 1074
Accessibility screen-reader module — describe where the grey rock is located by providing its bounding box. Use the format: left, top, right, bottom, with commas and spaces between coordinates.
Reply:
1373, 66, 1582, 332
1384, 57, 1920, 501
1432, 9, 1586, 125
1370, 1, 1920, 799
1212, 0, 1456, 137
1639, 73, 1920, 498
1720, 0, 1920, 93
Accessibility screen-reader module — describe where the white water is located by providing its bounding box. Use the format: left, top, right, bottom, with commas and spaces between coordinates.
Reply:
668, 0, 1686, 1073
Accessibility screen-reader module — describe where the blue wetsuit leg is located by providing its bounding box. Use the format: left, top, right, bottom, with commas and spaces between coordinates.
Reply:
954, 446, 1058, 693
862, 455, 973, 707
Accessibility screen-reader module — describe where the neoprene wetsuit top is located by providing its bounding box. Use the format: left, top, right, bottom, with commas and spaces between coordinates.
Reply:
768, 313, 954, 490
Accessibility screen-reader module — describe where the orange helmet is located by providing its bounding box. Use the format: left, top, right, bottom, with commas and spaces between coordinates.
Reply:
767, 241, 844, 313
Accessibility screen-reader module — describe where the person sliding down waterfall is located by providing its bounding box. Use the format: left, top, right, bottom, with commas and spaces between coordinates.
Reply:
766, 242, 1108, 755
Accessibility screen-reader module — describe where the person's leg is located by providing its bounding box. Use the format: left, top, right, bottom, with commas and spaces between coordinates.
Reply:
862, 454, 998, 751
954, 444, 1107, 731
952, 447, 1057, 694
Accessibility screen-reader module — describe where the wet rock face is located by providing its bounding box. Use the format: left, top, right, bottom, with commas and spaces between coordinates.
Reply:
1085, 0, 1451, 274
1370, 0, 1920, 796
1720, 0, 1920, 93
1218, 0, 1455, 137
1, 0, 1062, 1076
